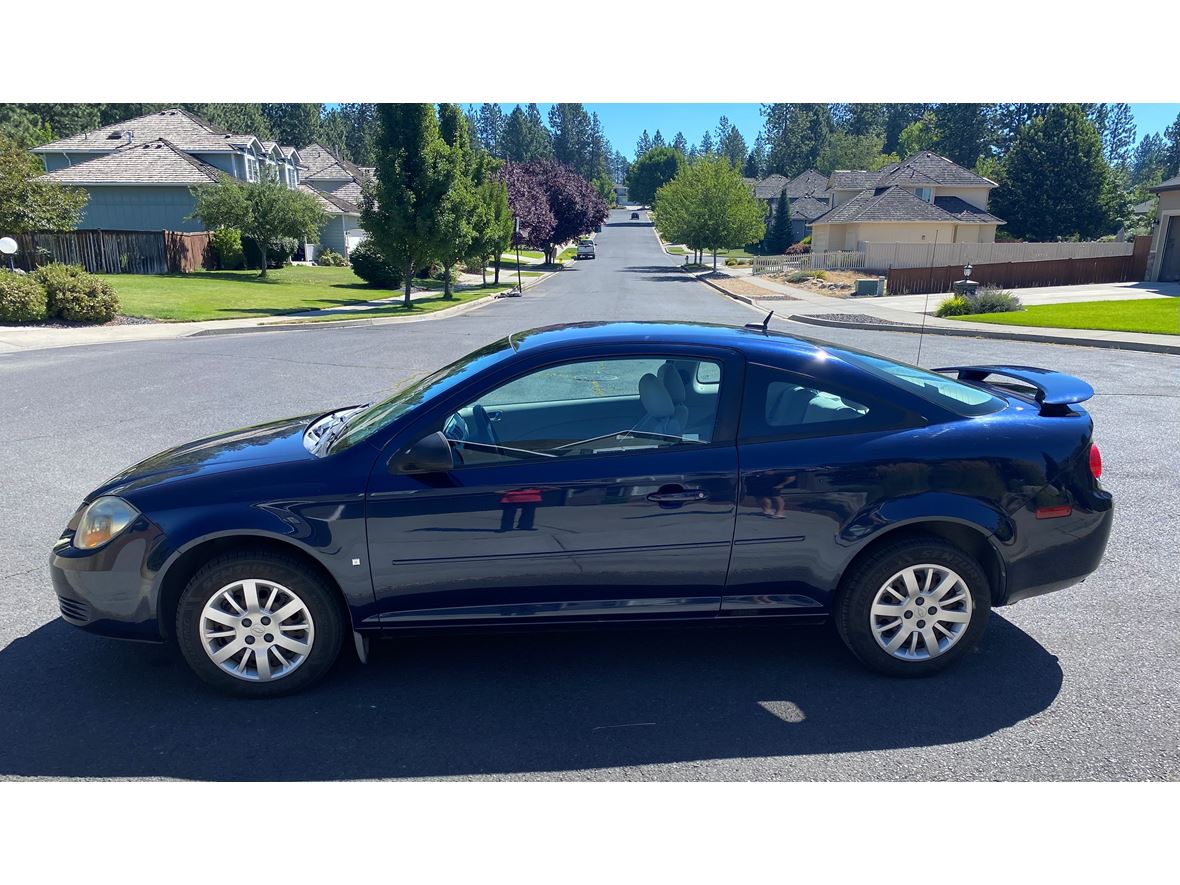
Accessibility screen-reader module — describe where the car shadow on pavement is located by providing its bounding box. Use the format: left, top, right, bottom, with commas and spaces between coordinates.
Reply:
0, 614, 1062, 780
622, 266, 699, 284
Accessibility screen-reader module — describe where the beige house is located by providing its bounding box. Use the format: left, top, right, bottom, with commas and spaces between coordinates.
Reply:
810, 151, 1002, 252
1147, 175, 1180, 282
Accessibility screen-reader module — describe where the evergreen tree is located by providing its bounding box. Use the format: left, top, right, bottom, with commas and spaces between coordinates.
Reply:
652, 129, 667, 149
1165, 110, 1180, 177
1102, 103, 1136, 171
672, 132, 688, 156
262, 104, 323, 148
991, 104, 1110, 240
635, 129, 653, 158
761, 104, 832, 175
502, 104, 553, 163
719, 122, 748, 168
698, 130, 715, 156
476, 103, 506, 155
742, 151, 760, 178
764, 190, 792, 253
932, 104, 993, 166
1131, 133, 1169, 186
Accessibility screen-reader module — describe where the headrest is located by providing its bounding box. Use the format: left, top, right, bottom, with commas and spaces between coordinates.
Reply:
658, 363, 686, 403
639, 373, 674, 417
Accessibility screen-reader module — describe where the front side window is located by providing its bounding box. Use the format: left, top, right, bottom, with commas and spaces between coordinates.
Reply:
442, 357, 723, 466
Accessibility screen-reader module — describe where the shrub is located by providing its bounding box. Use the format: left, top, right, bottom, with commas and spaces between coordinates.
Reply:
241, 236, 297, 269
971, 286, 1023, 313
785, 269, 827, 283
935, 294, 972, 317
349, 241, 403, 289
935, 287, 1023, 317
32, 263, 119, 323
0, 271, 48, 323
317, 248, 347, 267
210, 227, 245, 270
785, 242, 812, 254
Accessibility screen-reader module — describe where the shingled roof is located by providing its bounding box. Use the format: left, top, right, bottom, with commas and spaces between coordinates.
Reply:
298, 142, 370, 183
328, 180, 365, 206
752, 174, 790, 199
932, 196, 1004, 225
787, 196, 833, 221
812, 186, 974, 225
32, 108, 258, 155
785, 169, 829, 199
1150, 175, 1180, 193
298, 184, 359, 215
829, 170, 883, 191
35, 139, 225, 185
828, 152, 996, 194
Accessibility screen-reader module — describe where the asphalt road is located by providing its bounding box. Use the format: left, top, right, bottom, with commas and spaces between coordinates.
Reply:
1, 208, 1177, 781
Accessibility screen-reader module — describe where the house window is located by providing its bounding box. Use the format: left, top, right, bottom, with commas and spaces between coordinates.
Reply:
915, 186, 934, 202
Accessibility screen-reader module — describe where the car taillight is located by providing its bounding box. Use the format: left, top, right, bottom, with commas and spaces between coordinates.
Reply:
1089, 442, 1102, 479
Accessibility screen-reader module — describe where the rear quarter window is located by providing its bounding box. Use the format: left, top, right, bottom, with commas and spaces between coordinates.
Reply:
739, 363, 914, 442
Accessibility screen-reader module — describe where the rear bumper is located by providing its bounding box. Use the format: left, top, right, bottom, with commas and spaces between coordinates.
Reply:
998, 494, 1114, 606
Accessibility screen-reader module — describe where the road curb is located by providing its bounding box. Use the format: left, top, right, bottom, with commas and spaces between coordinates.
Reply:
677, 266, 758, 305
787, 313, 1180, 355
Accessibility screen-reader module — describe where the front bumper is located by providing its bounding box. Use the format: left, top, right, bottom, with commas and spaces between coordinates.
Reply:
49, 519, 167, 642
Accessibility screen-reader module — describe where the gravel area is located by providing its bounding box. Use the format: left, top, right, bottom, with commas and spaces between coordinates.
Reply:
799, 312, 915, 326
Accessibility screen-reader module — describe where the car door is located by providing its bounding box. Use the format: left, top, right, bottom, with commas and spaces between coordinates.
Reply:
724, 361, 919, 614
364, 347, 743, 626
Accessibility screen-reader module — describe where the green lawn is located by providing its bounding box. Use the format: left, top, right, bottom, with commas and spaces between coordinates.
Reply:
498, 249, 544, 261
956, 298, 1179, 336
664, 244, 762, 259
102, 266, 377, 322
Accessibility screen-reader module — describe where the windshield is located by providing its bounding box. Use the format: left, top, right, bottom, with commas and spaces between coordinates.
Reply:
831, 348, 1005, 417
329, 338, 514, 452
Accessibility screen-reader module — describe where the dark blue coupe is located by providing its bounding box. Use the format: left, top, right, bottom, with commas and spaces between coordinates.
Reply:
50, 322, 1113, 696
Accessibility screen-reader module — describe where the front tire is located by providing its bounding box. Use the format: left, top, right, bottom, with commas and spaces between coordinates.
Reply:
176, 550, 344, 697
836, 537, 990, 677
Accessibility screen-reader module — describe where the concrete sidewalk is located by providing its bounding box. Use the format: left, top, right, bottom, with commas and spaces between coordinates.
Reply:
687, 268, 1180, 355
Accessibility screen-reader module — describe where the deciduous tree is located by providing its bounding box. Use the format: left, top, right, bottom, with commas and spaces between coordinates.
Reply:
626, 146, 684, 206
0, 134, 88, 234
190, 173, 326, 278
360, 103, 451, 304
654, 156, 765, 270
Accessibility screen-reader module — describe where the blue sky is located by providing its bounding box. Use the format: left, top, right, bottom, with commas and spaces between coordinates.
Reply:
492, 103, 1179, 159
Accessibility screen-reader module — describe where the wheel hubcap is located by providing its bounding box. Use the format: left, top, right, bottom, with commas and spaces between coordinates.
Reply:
870, 564, 973, 661
199, 579, 315, 682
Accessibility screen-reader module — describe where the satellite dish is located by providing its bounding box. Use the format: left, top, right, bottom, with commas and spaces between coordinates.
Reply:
0, 237, 17, 256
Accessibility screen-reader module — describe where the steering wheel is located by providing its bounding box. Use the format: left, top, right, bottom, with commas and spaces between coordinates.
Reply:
472, 404, 500, 447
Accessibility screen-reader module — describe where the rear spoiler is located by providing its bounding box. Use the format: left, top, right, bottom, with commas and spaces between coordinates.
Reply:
935, 365, 1094, 415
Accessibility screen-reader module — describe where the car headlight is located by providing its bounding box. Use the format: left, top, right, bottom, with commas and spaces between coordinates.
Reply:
73, 497, 140, 550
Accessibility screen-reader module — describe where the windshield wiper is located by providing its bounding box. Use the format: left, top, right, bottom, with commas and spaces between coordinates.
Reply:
310, 405, 369, 455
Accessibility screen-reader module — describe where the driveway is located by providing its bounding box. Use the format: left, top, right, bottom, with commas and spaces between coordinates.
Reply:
1, 207, 1177, 781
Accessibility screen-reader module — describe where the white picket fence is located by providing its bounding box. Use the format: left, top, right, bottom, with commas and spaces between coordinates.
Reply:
751, 250, 866, 275
862, 240, 1134, 271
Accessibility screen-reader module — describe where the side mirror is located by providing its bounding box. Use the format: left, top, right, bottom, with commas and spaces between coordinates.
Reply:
389, 431, 454, 474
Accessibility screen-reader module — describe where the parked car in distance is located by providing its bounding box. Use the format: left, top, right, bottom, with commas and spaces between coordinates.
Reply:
576, 240, 596, 260
631, 211, 640, 219
51, 322, 1113, 696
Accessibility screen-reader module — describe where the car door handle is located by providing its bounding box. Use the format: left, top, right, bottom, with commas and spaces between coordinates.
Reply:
646, 488, 709, 503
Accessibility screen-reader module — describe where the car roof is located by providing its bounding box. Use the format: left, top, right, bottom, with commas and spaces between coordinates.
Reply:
507, 321, 827, 364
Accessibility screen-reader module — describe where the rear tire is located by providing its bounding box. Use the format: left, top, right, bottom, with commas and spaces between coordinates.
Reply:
836, 536, 990, 677
176, 550, 344, 698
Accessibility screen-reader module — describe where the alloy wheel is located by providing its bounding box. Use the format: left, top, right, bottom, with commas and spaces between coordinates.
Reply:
199, 579, 316, 682
869, 564, 973, 661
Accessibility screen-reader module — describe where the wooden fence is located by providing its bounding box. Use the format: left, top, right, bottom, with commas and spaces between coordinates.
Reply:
864, 239, 1135, 271
752, 250, 866, 275
12, 230, 213, 274
886, 237, 1152, 295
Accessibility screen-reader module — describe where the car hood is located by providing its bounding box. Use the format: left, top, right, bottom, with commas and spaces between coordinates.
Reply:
89, 413, 320, 499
